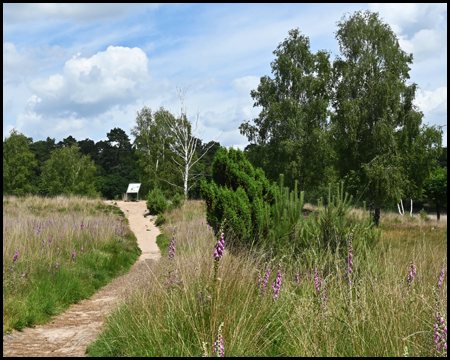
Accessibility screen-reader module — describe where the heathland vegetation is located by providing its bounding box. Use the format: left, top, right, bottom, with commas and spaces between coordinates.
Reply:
2, 8, 447, 357
86, 199, 447, 357
3, 196, 141, 333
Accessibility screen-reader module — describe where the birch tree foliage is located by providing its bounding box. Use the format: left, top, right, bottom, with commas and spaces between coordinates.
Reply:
239, 28, 332, 191
330, 10, 430, 226
131, 106, 178, 195
40, 143, 98, 197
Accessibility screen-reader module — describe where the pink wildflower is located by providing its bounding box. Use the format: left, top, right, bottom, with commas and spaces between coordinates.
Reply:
213, 323, 224, 357
406, 262, 417, 289
437, 264, 445, 292
214, 233, 225, 261
168, 235, 176, 260
262, 267, 271, 296
272, 264, 282, 300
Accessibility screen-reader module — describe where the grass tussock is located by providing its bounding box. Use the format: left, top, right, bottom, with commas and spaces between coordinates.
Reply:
89, 200, 446, 356
3, 195, 141, 334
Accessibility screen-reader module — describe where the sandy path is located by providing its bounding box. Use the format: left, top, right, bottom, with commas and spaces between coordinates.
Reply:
3, 200, 160, 357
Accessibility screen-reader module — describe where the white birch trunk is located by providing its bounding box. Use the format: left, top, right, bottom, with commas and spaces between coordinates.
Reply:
184, 162, 189, 197
161, 87, 221, 198
397, 203, 403, 216
410, 198, 413, 216
400, 199, 405, 215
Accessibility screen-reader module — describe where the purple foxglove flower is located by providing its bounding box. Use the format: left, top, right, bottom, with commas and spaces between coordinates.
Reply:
272, 265, 282, 300
213, 323, 224, 357
168, 236, 176, 259
406, 262, 417, 289
57, 247, 60, 255
437, 264, 445, 292
72, 251, 76, 261
13, 250, 19, 264
345, 244, 354, 282
81, 245, 83, 252
214, 233, 225, 261
314, 268, 321, 293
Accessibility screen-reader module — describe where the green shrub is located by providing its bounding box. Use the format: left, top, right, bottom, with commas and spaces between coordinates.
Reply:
301, 182, 380, 255
170, 193, 184, 210
155, 233, 171, 257
146, 188, 168, 215
155, 214, 166, 226
201, 147, 274, 246
264, 174, 305, 252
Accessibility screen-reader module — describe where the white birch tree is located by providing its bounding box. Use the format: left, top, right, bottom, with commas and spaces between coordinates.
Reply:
162, 88, 220, 197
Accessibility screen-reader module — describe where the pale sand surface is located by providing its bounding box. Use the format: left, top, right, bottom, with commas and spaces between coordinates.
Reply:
3, 200, 160, 357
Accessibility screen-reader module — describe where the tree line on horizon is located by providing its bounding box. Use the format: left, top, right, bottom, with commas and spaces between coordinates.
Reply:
2, 126, 221, 201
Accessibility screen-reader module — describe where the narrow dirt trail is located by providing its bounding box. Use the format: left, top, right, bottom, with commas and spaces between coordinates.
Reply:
3, 201, 160, 357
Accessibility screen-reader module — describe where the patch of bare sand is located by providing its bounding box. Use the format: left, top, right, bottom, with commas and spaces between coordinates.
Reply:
3, 200, 160, 357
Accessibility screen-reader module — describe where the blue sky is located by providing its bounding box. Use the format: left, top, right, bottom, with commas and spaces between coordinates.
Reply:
3, 3, 447, 148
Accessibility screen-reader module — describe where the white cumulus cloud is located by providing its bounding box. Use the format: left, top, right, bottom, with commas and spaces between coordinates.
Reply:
28, 46, 149, 117
414, 86, 447, 114
369, 3, 447, 62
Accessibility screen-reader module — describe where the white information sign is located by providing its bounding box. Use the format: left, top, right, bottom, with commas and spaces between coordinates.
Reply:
126, 183, 141, 193
126, 183, 141, 201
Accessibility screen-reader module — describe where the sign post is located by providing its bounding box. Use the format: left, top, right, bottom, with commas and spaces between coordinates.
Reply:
126, 183, 141, 201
